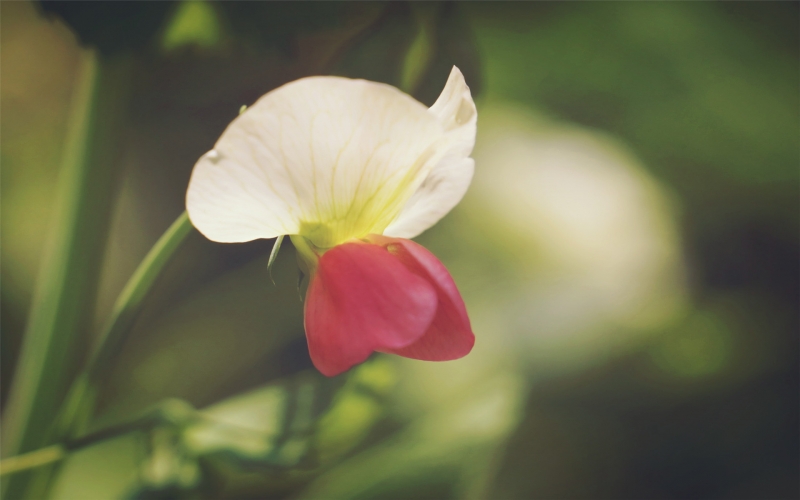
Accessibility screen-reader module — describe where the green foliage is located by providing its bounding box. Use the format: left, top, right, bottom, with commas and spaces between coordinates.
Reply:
3, 2, 796, 499
161, 1, 222, 52
2, 52, 136, 499
468, 2, 798, 183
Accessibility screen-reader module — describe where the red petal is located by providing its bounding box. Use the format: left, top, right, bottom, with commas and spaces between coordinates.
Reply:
304, 241, 437, 376
368, 236, 475, 361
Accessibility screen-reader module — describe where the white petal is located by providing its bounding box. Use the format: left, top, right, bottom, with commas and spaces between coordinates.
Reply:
186, 76, 447, 247
384, 66, 477, 239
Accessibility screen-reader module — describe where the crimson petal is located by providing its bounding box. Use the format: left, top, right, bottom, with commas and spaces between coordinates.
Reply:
304, 241, 437, 376
369, 236, 475, 361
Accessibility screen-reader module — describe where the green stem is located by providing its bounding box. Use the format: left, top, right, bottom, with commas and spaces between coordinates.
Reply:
2, 391, 284, 478
1, 398, 197, 478
0, 446, 65, 478
53, 211, 194, 439
91, 211, 193, 382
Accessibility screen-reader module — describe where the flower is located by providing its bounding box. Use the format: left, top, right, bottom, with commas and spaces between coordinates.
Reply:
186, 67, 477, 376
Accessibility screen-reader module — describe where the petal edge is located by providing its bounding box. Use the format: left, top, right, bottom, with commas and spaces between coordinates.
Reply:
384, 66, 477, 239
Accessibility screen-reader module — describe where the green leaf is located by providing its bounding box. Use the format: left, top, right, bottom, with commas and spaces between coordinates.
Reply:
1, 50, 136, 499
161, 0, 222, 52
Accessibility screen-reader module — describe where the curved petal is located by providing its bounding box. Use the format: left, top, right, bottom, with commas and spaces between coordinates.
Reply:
384, 66, 477, 239
368, 236, 475, 361
186, 76, 448, 246
304, 241, 437, 376
382, 157, 474, 239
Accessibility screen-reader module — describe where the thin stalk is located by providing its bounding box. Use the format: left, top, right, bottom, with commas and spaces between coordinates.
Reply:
1, 393, 279, 478
0, 447, 65, 477
1, 398, 197, 478
52, 211, 194, 439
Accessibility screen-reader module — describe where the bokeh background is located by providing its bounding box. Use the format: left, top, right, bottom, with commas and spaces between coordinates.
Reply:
2, 2, 798, 499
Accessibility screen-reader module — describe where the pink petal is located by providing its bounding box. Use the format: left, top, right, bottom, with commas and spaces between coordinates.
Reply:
304, 241, 438, 376
368, 236, 475, 361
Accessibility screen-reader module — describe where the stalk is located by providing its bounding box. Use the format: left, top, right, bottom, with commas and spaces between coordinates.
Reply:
53, 211, 194, 440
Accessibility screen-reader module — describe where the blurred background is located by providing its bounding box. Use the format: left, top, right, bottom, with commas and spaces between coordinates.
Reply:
1, 2, 797, 499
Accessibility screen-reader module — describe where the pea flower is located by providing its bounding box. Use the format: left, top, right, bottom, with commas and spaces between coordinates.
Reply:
186, 67, 476, 376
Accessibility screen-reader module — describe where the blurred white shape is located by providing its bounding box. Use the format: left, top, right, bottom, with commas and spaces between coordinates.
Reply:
462, 102, 688, 375
389, 101, 687, 415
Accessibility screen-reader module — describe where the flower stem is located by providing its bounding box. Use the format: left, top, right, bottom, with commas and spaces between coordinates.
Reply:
52, 211, 195, 439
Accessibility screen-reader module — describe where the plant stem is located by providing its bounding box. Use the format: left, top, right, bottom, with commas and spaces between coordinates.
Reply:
0, 446, 65, 478
1, 398, 197, 477
53, 211, 194, 439
0, 392, 288, 478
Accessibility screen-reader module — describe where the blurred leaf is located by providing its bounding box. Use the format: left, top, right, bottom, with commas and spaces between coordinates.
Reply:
2, 51, 136, 499
38, 1, 175, 56
314, 358, 397, 463
182, 369, 341, 470
161, 1, 222, 53
49, 434, 142, 500
297, 373, 525, 500
158, 360, 396, 498
466, 2, 797, 183
183, 386, 287, 460
138, 426, 200, 496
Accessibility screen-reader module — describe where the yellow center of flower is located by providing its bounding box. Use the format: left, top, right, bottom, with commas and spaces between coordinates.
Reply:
295, 147, 434, 249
